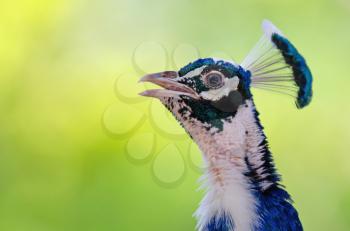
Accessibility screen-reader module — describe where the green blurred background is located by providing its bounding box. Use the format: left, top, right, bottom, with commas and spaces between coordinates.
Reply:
1, 0, 350, 230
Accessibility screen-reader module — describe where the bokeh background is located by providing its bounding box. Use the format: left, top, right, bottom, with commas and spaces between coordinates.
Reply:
1, 0, 350, 230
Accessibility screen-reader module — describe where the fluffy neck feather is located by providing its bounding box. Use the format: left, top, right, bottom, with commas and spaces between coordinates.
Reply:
192, 100, 272, 231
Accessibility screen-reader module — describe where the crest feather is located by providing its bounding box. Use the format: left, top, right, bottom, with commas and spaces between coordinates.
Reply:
241, 20, 313, 108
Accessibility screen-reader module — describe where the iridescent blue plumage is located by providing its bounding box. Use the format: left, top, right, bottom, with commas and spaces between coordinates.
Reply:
240, 20, 313, 110
205, 213, 235, 231
271, 33, 313, 108
179, 58, 216, 77
254, 187, 303, 231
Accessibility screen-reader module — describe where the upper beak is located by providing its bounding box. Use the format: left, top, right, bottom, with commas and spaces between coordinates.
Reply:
139, 71, 200, 99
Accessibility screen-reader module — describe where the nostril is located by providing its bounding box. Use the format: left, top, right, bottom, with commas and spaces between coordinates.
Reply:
161, 71, 178, 78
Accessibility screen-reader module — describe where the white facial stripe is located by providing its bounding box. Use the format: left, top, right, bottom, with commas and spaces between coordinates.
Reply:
177, 59, 238, 81
200, 76, 240, 101
175, 65, 207, 80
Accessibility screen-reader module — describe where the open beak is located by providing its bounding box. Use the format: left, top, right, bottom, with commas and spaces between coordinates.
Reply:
139, 71, 200, 99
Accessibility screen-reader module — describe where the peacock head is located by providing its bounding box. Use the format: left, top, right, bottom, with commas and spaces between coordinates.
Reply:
139, 20, 313, 133
140, 58, 252, 111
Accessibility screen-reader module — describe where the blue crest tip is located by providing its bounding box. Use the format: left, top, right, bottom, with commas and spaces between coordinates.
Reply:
271, 33, 313, 109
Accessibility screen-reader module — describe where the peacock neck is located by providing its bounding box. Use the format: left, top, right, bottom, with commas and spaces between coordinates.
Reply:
190, 100, 302, 231
192, 99, 281, 194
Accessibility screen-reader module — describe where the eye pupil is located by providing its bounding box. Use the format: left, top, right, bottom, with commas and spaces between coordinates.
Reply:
209, 75, 220, 85
205, 73, 223, 89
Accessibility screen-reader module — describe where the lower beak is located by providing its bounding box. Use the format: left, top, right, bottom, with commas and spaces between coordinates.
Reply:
139, 71, 200, 99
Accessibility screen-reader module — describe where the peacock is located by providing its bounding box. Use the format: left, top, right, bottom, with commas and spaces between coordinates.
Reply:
139, 20, 312, 231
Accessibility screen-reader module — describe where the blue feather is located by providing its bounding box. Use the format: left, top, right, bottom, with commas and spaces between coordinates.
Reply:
178, 58, 215, 77
205, 213, 234, 231
271, 33, 313, 108
254, 186, 303, 231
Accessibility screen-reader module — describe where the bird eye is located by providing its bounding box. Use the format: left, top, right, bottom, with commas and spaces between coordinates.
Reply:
204, 72, 224, 89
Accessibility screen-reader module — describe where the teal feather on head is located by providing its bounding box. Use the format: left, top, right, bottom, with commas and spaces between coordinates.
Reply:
241, 19, 313, 109
271, 33, 313, 108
